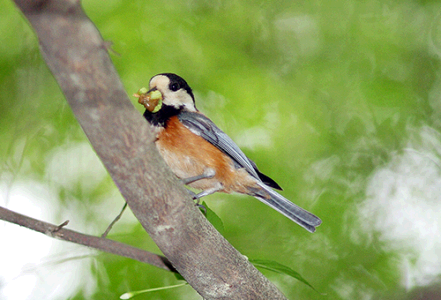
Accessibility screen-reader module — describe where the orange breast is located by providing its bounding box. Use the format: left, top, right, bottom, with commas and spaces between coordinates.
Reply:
156, 116, 257, 194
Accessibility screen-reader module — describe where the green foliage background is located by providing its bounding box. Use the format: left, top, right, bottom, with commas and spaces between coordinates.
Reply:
1, 0, 441, 299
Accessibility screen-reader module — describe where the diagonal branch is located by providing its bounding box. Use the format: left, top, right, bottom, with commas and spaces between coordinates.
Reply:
0, 206, 176, 272
11, 0, 288, 299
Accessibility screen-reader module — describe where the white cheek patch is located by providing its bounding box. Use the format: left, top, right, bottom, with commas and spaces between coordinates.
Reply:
164, 89, 196, 112
149, 74, 196, 111
182, 102, 197, 112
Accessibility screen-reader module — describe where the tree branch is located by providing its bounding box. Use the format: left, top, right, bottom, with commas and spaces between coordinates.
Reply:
0, 206, 176, 272
11, 0, 288, 299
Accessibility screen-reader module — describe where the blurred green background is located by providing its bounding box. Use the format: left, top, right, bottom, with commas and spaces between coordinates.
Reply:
1, 0, 441, 299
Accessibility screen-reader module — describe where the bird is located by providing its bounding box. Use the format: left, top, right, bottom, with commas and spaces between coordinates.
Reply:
134, 73, 321, 232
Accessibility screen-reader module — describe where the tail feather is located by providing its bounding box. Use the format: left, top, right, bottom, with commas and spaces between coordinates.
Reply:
253, 182, 322, 232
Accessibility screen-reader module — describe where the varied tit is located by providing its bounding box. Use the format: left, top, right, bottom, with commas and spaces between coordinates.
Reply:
135, 73, 321, 232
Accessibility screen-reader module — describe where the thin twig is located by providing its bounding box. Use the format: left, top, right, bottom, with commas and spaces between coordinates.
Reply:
102, 202, 128, 238
0, 205, 177, 273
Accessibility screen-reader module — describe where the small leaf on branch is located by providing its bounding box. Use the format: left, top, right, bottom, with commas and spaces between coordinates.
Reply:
249, 259, 319, 292
201, 201, 225, 235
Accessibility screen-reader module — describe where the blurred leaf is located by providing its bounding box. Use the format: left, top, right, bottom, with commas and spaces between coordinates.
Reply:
250, 259, 319, 293
173, 272, 185, 281
120, 282, 188, 299
201, 201, 225, 235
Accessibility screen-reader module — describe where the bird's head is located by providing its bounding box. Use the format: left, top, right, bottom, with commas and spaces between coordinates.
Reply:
135, 73, 197, 114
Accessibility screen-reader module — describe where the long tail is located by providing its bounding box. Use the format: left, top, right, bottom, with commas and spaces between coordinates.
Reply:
252, 182, 322, 232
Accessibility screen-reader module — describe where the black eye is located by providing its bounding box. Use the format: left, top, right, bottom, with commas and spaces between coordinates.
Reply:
170, 82, 180, 91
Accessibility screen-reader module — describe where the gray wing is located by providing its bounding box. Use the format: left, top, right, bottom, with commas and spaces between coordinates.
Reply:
178, 112, 322, 232
178, 111, 260, 179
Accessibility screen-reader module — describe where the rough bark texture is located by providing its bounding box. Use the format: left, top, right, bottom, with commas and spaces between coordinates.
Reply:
11, 0, 288, 299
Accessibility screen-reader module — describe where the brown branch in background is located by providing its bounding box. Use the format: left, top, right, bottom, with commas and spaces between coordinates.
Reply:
0, 206, 176, 273
11, 0, 288, 299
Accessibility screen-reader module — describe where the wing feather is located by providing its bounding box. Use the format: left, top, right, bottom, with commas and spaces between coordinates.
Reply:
178, 111, 260, 179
